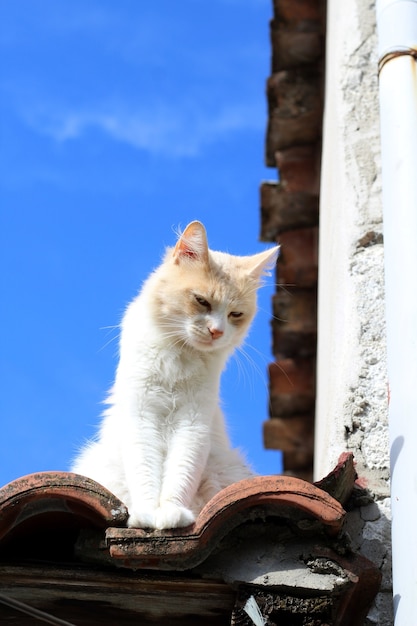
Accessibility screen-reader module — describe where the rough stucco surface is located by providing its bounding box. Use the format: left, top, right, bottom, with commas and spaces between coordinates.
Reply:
315, 1, 392, 623
347, 244, 388, 474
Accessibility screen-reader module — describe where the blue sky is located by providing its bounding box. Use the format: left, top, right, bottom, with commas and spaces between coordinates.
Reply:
0, 0, 282, 487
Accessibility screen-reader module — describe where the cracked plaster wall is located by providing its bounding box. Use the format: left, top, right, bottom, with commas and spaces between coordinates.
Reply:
314, 1, 392, 623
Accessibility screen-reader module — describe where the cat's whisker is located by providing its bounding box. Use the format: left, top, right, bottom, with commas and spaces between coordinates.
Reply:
235, 344, 269, 397
241, 342, 269, 371
256, 304, 287, 324
234, 341, 269, 395
276, 283, 296, 295
233, 353, 256, 397
98, 325, 121, 353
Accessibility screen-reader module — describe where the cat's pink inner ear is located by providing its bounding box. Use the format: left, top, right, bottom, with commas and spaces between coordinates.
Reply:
173, 221, 209, 263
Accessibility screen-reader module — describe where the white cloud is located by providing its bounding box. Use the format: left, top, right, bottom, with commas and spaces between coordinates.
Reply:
1, 1, 269, 159
22, 100, 265, 158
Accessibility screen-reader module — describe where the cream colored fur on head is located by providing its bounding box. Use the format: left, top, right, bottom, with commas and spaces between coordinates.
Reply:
72, 221, 279, 529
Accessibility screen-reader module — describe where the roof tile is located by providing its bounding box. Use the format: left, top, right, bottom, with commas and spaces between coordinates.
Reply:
105, 475, 345, 570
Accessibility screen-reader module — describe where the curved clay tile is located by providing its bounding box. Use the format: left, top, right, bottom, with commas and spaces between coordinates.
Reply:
314, 451, 357, 504
0, 471, 128, 544
106, 474, 345, 570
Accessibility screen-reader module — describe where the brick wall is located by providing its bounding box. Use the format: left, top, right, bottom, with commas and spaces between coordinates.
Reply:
260, 0, 325, 480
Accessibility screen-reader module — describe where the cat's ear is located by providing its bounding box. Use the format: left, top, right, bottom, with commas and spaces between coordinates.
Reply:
173, 221, 209, 264
247, 246, 280, 281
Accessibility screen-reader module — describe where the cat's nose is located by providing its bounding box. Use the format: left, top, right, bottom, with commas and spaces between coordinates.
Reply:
208, 327, 224, 340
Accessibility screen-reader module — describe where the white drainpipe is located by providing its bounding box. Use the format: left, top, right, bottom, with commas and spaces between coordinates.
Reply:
376, 0, 417, 623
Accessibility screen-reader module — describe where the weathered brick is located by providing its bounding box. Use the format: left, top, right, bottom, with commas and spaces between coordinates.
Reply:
266, 69, 322, 162
273, 0, 323, 23
261, 0, 324, 482
282, 465, 314, 482
276, 227, 318, 288
263, 414, 314, 453
269, 358, 316, 416
272, 326, 316, 360
273, 288, 317, 333
271, 26, 322, 71
275, 144, 320, 194
272, 288, 317, 354
283, 449, 314, 473
272, 288, 317, 359
260, 182, 319, 240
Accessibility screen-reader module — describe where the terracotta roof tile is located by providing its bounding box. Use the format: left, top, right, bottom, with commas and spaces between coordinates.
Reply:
0, 461, 381, 625
105, 475, 345, 570
0, 471, 344, 569
0, 471, 128, 550
314, 452, 358, 505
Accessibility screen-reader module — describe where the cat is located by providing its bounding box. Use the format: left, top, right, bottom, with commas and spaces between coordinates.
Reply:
72, 221, 279, 530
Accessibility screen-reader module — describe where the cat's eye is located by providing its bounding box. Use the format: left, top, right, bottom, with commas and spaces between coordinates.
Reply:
195, 295, 211, 310
229, 311, 243, 319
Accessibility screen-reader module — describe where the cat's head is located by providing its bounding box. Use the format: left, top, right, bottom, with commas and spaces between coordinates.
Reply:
150, 221, 279, 355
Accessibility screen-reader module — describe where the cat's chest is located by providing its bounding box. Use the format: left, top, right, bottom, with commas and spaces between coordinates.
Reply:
155, 347, 202, 380
118, 338, 221, 405
134, 347, 218, 422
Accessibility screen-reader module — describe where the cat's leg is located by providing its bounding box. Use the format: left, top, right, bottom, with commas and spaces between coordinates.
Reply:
154, 419, 210, 530
122, 418, 165, 529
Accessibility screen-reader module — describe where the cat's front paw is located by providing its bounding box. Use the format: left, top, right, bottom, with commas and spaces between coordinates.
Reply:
154, 502, 195, 530
127, 506, 157, 529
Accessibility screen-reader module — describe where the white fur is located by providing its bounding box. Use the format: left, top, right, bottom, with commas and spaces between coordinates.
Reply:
72, 222, 278, 529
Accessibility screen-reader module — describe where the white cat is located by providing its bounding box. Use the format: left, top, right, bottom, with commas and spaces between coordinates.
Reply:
72, 221, 278, 530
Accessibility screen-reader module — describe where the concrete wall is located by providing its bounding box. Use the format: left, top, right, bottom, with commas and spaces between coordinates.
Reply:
315, 1, 392, 623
